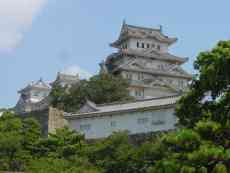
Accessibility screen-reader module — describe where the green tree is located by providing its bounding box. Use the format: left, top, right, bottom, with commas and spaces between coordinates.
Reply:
87, 132, 135, 173
34, 127, 84, 159
50, 73, 133, 112
27, 157, 102, 173
212, 163, 228, 173
176, 41, 230, 127
86, 74, 132, 104
0, 112, 41, 172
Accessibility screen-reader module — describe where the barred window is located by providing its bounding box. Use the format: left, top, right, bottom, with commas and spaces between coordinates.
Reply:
110, 121, 117, 127
138, 73, 144, 80
152, 120, 165, 125
80, 124, 91, 131
142, 43, 145, 48
147, 43, 150, 48
137, 118, 148, 124
126, 73, 132, 80
157, 45, 161, 50
135, 89, 144, 97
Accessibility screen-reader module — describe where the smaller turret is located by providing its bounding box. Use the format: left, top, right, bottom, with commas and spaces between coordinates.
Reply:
52, 72, 80, 88
15, 78, 51, 113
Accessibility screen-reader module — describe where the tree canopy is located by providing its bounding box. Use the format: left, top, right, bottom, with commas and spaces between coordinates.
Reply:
50, 73, 133, 112
176, 41, 230, 127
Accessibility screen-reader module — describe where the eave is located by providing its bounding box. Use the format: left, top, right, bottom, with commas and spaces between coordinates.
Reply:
111, 50, 188, 65
111, 34, 177, 49
115, 67, 193, 80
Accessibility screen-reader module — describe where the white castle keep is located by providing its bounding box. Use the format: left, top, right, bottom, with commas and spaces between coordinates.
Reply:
101, 21, 192, 99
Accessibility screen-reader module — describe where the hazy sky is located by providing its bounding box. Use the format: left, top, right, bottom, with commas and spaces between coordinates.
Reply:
0, 0, 230, 108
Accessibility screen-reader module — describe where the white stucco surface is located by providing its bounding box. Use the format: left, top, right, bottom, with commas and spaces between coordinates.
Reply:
67, 107, 177, 139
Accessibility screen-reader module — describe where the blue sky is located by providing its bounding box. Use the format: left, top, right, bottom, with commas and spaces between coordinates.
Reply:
0, 0, 230, 108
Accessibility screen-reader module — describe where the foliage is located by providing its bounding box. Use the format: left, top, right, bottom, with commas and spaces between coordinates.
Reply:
50, 73, 133, 112
0, 112, 39, 171
162, 129, 201, 152
0, 112, 230, 172
86, 74, 132, 104
148, 159, 180, 173
212, 163, 228, 173
176, 41, 230, 127
33, 127, 84, 159
26, 157, 102, 173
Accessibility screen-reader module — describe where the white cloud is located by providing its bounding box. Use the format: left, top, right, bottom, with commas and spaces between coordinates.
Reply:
0, 0, 47, 52
62, 65, 92, 79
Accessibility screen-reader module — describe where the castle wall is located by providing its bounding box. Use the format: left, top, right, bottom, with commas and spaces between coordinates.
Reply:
128, 38, 169, 52
144, 87, 176, 98
67, 107, 177, 139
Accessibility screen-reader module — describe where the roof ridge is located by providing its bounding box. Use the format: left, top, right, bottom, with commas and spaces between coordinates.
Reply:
97, 94, 180, 107
125, 23, 161, 32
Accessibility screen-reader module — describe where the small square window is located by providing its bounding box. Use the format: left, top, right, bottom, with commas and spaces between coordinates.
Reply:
137, 118, 148, 124
110, 121, 116, 127
126, 73, 132, 80
142, 43, 145, 48
157, 45, 161, 50
135, 89, 144, 97
152, 120, 165, 125
33, 91, 40, 97
138, 73, 144, 80
80, 124, 91, 131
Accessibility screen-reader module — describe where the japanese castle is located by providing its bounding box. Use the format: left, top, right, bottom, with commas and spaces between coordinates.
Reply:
15, 22, 192, 139
101, 21, 192, 99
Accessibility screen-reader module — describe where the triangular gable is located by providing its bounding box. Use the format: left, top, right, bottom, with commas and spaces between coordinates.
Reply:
130, 62, 145, 69
149, 78, 168, 88
79, 100, 99, 113
148, 78, 179, 92
167, 65, 192, 77
126, 59, 146, 70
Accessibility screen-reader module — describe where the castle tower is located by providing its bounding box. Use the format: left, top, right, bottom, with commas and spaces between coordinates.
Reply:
102, 22, 192, 99
15, 78, 51, 113
52, 72, 80, 88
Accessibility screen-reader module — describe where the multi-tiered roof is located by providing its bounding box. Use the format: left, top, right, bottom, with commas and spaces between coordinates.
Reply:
103, 22, 192, 99
18, 78, 51, 95
111, 22, 177, 48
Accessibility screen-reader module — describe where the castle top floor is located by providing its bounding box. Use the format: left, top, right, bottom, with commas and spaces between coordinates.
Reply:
110, 21, 177, 53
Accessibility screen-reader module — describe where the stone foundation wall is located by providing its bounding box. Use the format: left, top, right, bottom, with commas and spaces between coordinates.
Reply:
48, 107, 67, 134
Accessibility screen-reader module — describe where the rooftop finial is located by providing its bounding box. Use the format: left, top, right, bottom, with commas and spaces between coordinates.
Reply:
122, 19, 126, 26
160, 25, 163, 33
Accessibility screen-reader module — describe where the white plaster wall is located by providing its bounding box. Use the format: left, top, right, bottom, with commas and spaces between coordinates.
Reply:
144, 88, 176, 98
128, 38, 168, 53
161, 77, 188, 90
68, 108, 177, 139
145, 60, 172, 70
30, 90, 49, 102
